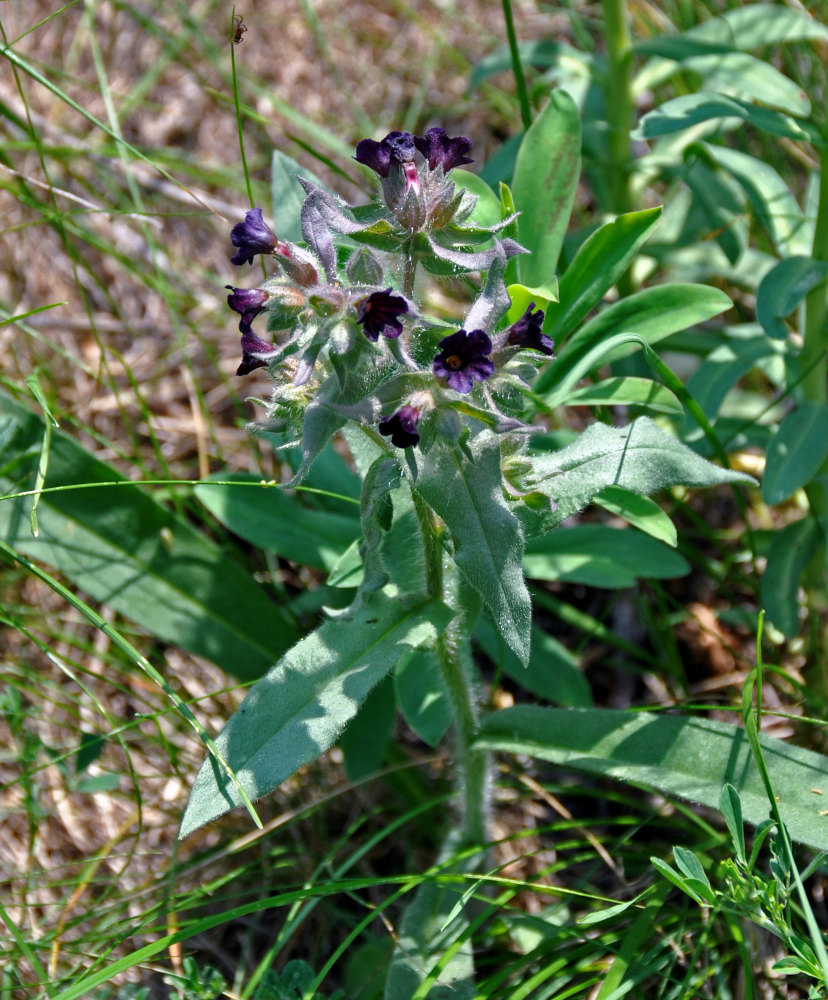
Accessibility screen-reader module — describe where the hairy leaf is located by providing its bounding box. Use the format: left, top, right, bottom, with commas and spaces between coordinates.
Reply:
180, 592, 452, 836
415, 431, 531, 665
476, 707, 828, 851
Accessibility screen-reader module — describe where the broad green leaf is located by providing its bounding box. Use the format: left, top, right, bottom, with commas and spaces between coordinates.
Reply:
180, 591, 452, 836
543, 208, 662, 344
395, 647, 452, 747
0, 393, 297, 681
594, 485, 678, 547
700, 144, 810, 256
415, 431, 531, 666
475, 707, 828, 851
534, 283, 732, 396
271, 150, 331, 244
505, 282, 559, 326
540, 331, 649, 409
761, 516, 821, 638
523, 524, 689, 587
195, 474, 360, 570
762, 402, 828, 506
684, 53, 810, 117
564, 376, 682, 415
688, 3, 828, 49
510, 90, 581, 288
475, 615, 592, 707
517, 417, 755, 535
633, 94, 822, 145
757, 257, 828, 341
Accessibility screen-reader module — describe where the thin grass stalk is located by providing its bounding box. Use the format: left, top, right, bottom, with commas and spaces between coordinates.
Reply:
501, 0, 532, 130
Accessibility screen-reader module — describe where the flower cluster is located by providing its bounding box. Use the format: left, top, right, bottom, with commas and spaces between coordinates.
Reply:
221, 129, 554, 451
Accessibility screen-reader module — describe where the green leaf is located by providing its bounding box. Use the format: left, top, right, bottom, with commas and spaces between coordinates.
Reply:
762, 402, 828, 505
594, 486, 678, 547
633, 93, 822, 145
757, 258, 828, 341
518, 417, 755, 535
688, 3, 828, 49
338, 674, 396, 780
415, 431, 531, 666
701, 144, 810, 256
524, 524, 689, 588
475, 707, 828, 851
720, 784, 746, 862
544, 208, 662, 344
761, 516, 821, 638
271, 150, 330, 244
683, 53, 810, 117
534, 283, 732, 397
475, 615, 592, 707
395, 648, 452, 747
510, 90, 581, 288
384, 834, 477, 1000
682, 158, 745, 264
0, 392, 297, 681
564, 376, 683, 415
195, 474, 360, 571
180, 592, 452, 836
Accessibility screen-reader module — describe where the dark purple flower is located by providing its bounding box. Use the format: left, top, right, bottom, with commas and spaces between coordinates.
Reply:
354, 131, 416, 177
433, 329, 494, 393
379, 405, 420, 449
356, 288, 408, 341
413, 127, 473, 173
505, 303, 554, 355
226, 285, 268, 331
230, 207, 279, 266
236, 326, 275, 376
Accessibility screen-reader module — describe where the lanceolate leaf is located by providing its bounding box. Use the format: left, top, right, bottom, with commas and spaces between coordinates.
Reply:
632, 93, 822, 145
195, 474, 360, 570
543, 207, 663, 343
756, 258, 828, 342
534, 283, 732, 397
510, 90, 581, 288
518, 417, 755, 535
762, 402, 828, 506
0, 391, 297, 681
761, 516, 821, 638
475, 707, 828, 851
415, 431, 532, 666
180, 591, 452, 836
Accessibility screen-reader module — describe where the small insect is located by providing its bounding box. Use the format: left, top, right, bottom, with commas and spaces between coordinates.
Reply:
232, 14, 247, 44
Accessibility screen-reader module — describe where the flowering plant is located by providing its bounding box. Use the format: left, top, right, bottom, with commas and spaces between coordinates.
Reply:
182, 106, 756, 992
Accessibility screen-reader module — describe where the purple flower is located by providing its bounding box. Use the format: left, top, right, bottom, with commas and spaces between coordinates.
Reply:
355, 130, 420, 196
379, 405, 420, 449
354, 131, 416, 177
226, 285, 268, 331
413, 127, 473, 173
505, 303, 554, 355
236, 327, 275, 376
230, 208, 279, 266
433, 329, 494, 393
356, 288, 408, 342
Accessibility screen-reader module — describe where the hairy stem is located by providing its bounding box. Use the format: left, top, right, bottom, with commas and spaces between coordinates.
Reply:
413, 491, 489, 847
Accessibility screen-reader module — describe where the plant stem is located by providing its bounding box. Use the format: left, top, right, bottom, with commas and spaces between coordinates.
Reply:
412, 492, 489, 847
601, 0, 636, 296
602, 0, 634, 218
501, 0, 532, 130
